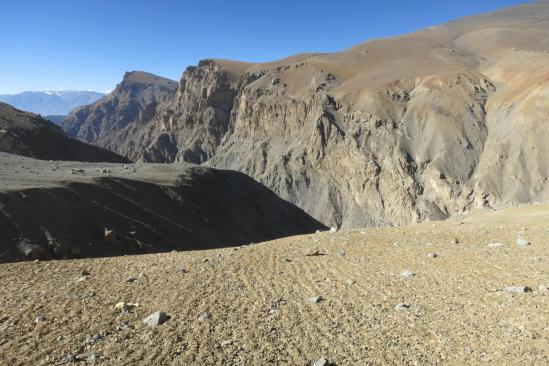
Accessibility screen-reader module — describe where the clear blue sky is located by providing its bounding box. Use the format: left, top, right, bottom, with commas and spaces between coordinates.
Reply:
0, 0, 529, 94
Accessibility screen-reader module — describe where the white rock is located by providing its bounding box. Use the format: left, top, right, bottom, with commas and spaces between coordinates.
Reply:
329, 227, 338, 233
395, 303, 410, 311
308, 296, 323, 304
400, 270, 415, 278
516, 238, 530, 247
538, 284, 549, 296
198, 312, 211, 321
427, 252, 438, 258
487, 242, 505, 248
313, 357, 329, 366
505, 286, 532, 293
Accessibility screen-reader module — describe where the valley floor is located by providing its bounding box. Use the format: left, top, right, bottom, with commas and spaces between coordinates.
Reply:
0, 206, 548, 365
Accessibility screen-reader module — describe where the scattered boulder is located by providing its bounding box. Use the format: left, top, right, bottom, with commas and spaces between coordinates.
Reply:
198, 312, 211, 321
487, 242, 505, 249
114, 302, 139, 312
313, 357, 329, 366
143, 311, 170, 327
34, 315, 45, 323
18, 238, 44, 259
308, 296, 323, 304
505, 286, 532, 294
329, 227, 338, 233
400, 270, 415, 278
305, 248, 325, 256
516, 238, 530, 247
427, 252, 438, 258
220, 340, 233, 347
395, 303, 410, 311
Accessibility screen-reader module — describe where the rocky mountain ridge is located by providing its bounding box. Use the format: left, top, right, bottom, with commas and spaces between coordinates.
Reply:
62, 2, 549, 228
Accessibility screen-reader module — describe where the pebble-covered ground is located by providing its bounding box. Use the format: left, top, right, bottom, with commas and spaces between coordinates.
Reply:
0, 206, 548, 365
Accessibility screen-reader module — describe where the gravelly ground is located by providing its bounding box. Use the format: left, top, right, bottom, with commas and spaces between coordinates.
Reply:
0, 206, 548, 365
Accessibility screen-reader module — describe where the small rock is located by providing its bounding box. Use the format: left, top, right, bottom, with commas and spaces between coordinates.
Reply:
427, 252, 438, 258
329, 227, 338, 233
308, 296, 323, 304
220, 340, 233, 347
400, 270, 415, 278
202, 258, 209, 263
198, 312, 211, 321
313, 357, 329, 366
538, 284, 549, 296
114, 302, 139, 312
305, 248, 324, 256
505, 286, 532, 293
395, 302, 410, 311
34, 315, 45, 323
487, 242, 505, 249
516, 238, 530, 247
87, 352, 100, 363
335, 250, 346, 257
452, 238, 459, 244
80, 270, 90, 276
345, 279, 355, 285
143, 311, 170, 327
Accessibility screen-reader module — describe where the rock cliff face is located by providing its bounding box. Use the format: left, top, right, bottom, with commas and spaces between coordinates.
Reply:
62, 71, 178, 160
61, 3, 549, 227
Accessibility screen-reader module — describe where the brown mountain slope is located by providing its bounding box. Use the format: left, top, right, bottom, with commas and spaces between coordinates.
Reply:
0, 153, 325, 262
62, 2, 549, 228
0, 103, 129, 163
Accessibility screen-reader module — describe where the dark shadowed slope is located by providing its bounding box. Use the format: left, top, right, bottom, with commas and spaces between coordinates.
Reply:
0, 102, 130, 163
0, 153, 326, 262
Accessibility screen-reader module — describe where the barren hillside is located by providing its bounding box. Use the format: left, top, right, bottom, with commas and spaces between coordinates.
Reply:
0, 205, 547, 365
0, 103, 129, 163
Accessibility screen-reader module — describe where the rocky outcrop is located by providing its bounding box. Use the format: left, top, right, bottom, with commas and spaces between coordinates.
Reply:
61, 2, 549, 228
0, 102, 129, 163
62, 71, 178, 160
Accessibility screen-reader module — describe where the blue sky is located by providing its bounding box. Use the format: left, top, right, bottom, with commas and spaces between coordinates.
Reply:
0, 0, 529, 94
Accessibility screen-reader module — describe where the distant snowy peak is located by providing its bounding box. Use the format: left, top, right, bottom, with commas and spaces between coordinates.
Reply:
0, 90, 106, 116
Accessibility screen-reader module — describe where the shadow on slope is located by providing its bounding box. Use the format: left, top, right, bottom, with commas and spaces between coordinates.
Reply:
0, 167, 326, 262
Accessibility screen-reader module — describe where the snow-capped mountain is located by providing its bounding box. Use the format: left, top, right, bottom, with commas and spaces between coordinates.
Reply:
0, 90, 106, 116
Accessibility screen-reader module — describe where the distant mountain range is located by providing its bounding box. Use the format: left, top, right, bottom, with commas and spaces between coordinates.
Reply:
0, 90, 106, 116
